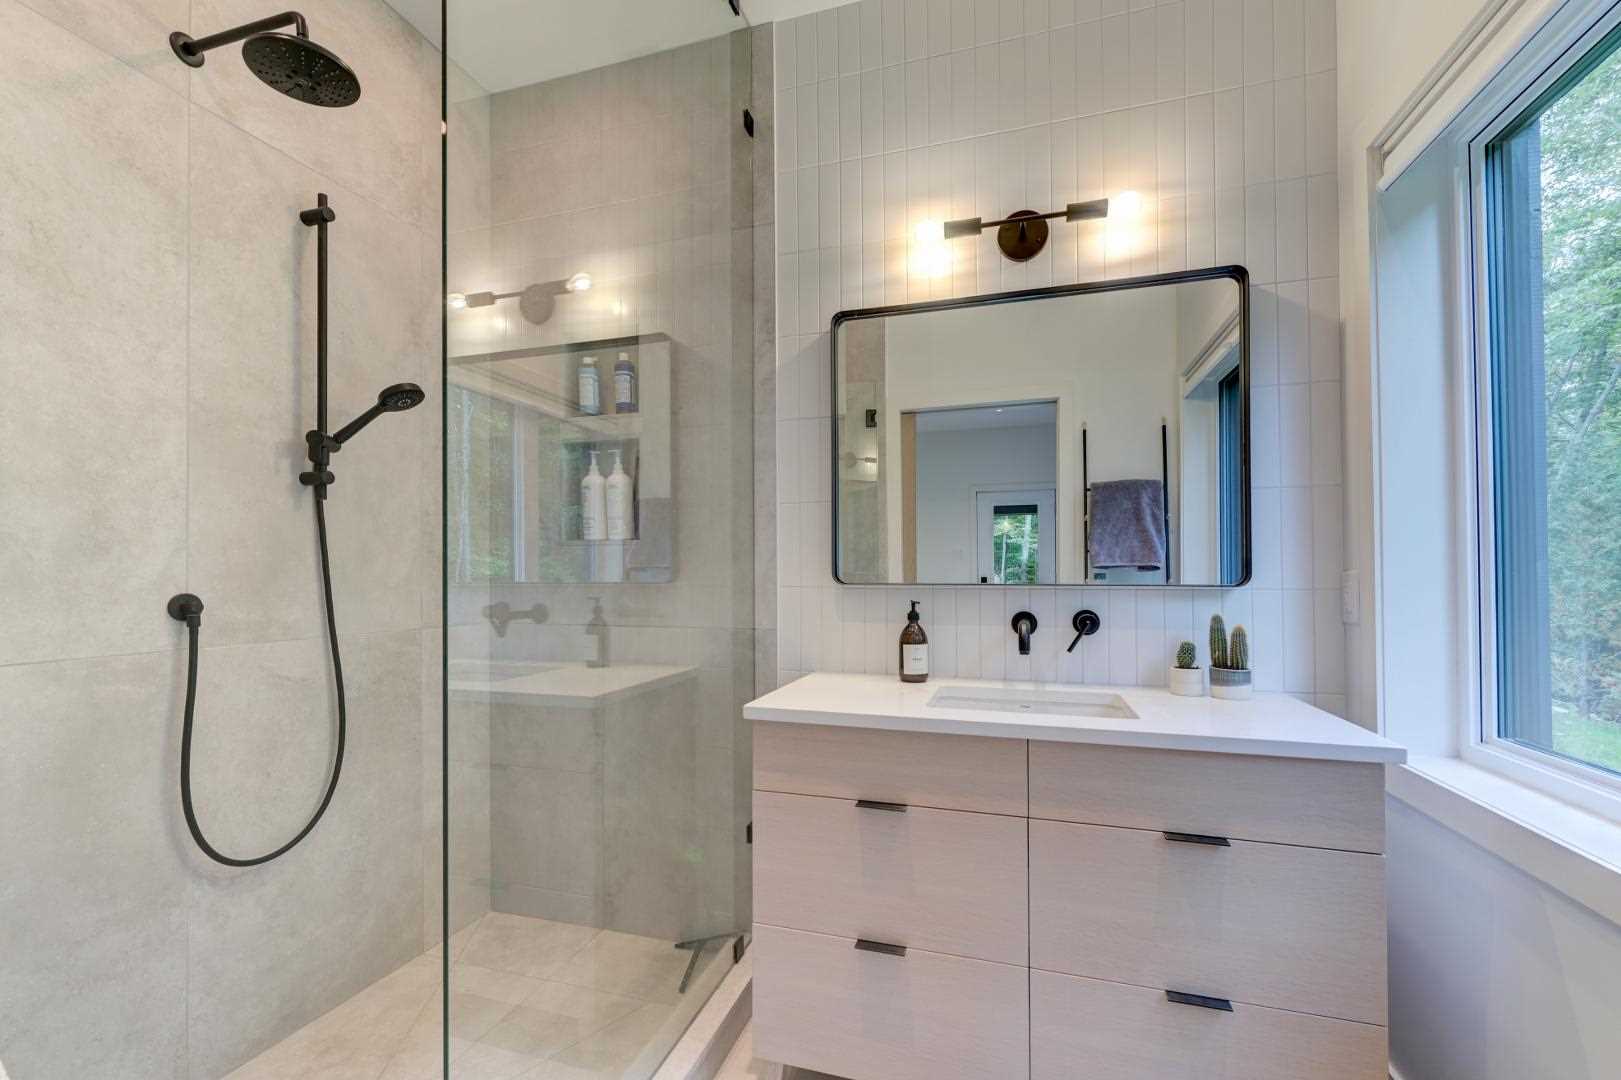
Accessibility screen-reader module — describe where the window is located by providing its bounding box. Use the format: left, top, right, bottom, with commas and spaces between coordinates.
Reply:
447, 385, 517, 583
974, 489, 1056, 584
992, 505, 1040, 583
1482, 23, 1621, 780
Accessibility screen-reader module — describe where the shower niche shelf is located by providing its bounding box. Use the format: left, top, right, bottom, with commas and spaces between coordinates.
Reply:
450, 333, 674, 585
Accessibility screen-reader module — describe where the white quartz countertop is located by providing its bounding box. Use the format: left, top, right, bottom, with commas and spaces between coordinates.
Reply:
450, 661, 695, 706
744, 672, 1406, 764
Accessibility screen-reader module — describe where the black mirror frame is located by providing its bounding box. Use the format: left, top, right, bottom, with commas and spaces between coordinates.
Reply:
827, 264, 1252, 589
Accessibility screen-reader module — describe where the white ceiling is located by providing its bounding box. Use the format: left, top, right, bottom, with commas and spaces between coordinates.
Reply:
914, 402, 1059, 433
386, 0, 844, 93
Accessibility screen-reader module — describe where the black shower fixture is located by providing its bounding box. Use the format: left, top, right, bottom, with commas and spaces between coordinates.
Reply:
299, 197, 424, 496
170, 10, 362, 107
167, 193, 420, 868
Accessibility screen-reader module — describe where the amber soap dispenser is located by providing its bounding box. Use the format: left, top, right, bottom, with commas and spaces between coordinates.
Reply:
899, 600, 929, 683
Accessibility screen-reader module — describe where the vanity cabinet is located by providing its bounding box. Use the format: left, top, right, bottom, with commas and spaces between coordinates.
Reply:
752, 719, 1392, 1080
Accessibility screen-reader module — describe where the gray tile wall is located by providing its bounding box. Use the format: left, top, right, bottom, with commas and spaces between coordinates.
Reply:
773, 0, 1348, 714
0, 1, 442, 1076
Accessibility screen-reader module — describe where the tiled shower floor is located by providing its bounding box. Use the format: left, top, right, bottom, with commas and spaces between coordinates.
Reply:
227, 913, 728, 1080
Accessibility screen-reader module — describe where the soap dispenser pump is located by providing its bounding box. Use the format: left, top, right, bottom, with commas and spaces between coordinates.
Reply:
899, 600, 929, 683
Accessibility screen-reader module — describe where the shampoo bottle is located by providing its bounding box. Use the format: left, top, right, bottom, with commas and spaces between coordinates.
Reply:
613, 352, 638, 413
580, 450, 606, 540
605, 449, 633, 540
578, 355, 601, 415
899, 600, 929, 683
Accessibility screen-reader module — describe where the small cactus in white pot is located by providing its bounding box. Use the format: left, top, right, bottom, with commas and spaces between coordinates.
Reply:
1208, 616, 1253, 700
1168, 640, 1204, 697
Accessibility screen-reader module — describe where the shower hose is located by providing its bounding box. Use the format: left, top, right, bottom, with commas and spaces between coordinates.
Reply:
171, 497, 346, 867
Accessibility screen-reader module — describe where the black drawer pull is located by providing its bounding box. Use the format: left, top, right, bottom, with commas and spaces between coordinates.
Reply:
1163, 831, 1231, 847
855, 799, 908, 812
854, 938, 907, 957
1166, 990, 1233, 1012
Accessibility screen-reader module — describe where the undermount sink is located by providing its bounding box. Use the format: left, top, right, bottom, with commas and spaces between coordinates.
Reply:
927, 684, 1138, 720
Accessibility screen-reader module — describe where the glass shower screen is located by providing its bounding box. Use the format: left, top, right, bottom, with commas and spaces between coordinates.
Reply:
441, 2, 762, 1075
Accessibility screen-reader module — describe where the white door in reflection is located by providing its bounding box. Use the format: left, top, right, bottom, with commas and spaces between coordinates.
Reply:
975, 489, 1057, 584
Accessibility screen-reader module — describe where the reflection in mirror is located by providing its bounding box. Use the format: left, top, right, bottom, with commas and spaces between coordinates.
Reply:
834, 269, 1248, 587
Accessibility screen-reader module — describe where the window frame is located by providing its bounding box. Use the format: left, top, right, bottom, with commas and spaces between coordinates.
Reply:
1464, 0, 1621, 821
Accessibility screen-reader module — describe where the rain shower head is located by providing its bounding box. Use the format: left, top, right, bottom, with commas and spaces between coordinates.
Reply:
242, 34, 361, 107
170, 12, 362, 108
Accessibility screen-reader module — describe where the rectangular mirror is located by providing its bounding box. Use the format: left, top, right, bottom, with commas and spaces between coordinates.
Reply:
833, 267, 1249, 587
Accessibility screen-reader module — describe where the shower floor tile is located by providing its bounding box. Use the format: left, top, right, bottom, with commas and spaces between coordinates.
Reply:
225, 914, 726, 1080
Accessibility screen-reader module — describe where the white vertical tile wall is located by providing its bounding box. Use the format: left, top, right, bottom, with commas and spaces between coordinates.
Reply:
773, 0, 1344, 715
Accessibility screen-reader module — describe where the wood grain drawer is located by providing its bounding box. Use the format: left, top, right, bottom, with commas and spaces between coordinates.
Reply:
1030, 819, 1387, 1025
752, 923, 1030, 1080
754, 791, 1027, 965
1031, 970, 1387, 1080
754, 720, 1027, 815
1028, 741, 1385, 853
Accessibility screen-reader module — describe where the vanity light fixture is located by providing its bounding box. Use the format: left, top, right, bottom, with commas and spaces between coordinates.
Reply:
448, 272, 592, 325
942, 198, 1111, 263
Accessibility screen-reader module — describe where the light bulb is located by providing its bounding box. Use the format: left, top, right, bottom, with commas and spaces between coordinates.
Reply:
910, 220, 951, 279
566, 272, 593, 293
446, 292, 467, 310
1112, 190, 1144, 219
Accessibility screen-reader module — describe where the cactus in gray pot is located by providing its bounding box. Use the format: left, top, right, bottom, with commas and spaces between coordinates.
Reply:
1209, 614, 1228, 669
1229, 625, 1249, 671
1175, 641, 1198, 669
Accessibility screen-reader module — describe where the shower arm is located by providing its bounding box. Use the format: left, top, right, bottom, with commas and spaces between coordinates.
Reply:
171, 12, 308, 65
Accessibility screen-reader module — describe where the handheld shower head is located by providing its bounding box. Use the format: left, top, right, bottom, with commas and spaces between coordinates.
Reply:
170, 11, 361, 107
330, 382, 425, 446
378, 383, 427, 412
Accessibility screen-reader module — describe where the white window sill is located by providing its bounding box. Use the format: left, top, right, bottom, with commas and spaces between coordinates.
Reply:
1388, 756, 1621, 927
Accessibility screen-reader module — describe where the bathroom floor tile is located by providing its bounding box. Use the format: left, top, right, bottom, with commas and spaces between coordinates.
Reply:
457, 913, 603, 980
544, 930, 696, 1005
228, 912, 720, 1080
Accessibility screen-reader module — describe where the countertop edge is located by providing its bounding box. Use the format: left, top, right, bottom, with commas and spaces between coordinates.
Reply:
743, 703, 1409, 765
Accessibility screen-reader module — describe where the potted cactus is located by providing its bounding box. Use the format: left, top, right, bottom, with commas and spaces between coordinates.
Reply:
1168, 640, 1204, 697
1208, 615, 1253, 700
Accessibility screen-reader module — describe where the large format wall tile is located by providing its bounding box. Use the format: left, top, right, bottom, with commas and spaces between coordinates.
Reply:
0, 651, 189, 1079
184, 628, 425, 1079
0, 0, 187, 666
3, 1, 442, 1077
186, 106, 431, 650
18, 0, 191, 94
187, 0, 438, 229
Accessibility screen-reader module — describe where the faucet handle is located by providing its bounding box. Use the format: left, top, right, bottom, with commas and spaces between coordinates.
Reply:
1068, 609, 1101, 653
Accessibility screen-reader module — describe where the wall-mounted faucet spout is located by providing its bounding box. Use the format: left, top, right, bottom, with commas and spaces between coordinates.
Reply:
1012, 611, 1038, 656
